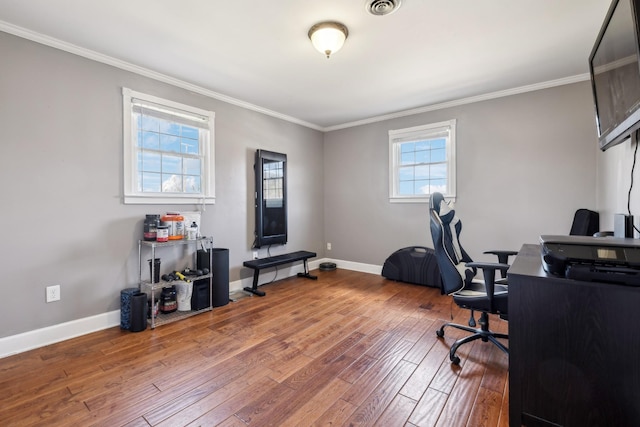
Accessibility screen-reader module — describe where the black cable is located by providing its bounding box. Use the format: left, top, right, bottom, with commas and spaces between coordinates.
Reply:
266, 244, 279, 284
629, 130, 639, 233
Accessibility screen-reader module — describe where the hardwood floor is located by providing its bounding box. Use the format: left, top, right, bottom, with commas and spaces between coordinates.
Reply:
1, 269, 509, 426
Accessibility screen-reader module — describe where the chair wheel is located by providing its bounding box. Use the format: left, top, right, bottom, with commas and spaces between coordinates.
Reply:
436, 329, 444, 338
452, 355, 461, 365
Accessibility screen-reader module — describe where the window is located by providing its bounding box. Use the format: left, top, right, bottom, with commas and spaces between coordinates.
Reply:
122, 88, 215, 204
389, 119, 456, 202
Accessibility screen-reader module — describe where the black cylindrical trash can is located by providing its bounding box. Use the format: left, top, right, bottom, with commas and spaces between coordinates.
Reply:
130, 292, 148, 332
197, 248, 229, 307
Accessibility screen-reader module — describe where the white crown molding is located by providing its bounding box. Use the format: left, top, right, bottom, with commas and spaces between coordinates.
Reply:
0, 20, 324, 132
324, 74, 590, 132
0, 21, 589, 133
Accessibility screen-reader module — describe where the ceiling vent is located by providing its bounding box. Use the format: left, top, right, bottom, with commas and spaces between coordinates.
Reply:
365, 0, 402, 16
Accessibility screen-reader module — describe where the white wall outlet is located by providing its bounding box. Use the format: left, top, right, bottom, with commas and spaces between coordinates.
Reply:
46, 285, 61, 303
327, 242, 332, 250
253, 251, 259, 259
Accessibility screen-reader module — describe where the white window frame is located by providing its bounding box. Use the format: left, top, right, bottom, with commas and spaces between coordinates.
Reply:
122, 87, 215, 205
389, 119, 456, 203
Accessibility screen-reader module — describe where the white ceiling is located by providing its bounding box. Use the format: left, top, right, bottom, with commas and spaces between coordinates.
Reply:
0, 0, 612, 130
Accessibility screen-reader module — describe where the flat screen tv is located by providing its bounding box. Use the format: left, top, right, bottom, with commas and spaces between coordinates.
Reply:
589, 0, 640, 151
254, 149, 287, 248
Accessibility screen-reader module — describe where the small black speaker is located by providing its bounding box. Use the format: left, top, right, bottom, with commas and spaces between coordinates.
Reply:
130, 292, 148, 332
195, 248, 229, 308
211, 248, 229, 307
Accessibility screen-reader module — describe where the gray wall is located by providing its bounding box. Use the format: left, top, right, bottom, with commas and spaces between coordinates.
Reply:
323, 82, 599, 265
0, 32, 324, 338
597, 135, 640, 233
1, 29, 603, 342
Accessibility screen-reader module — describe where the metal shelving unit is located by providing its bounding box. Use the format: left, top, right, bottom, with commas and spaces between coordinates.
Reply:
138, 237, 213, 328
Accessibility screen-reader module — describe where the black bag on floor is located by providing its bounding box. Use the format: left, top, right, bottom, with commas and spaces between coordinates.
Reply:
381, 246, 442, 288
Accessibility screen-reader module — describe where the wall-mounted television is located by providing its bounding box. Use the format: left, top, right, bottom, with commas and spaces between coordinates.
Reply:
254, 149, 287, 248
589, 0, 640, 151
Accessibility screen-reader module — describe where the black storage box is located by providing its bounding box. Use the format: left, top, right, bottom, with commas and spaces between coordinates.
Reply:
191, 279, 210, 311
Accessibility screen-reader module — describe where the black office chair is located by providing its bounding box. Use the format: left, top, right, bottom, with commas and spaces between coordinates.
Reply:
429, 192, 516, 364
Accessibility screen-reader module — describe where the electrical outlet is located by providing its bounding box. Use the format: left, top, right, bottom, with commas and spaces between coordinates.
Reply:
46, 285, 60, 303
253, 251, 259, 259
327, 242, 332, 250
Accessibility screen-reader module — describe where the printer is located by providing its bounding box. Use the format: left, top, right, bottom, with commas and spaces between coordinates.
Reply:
540, 235, 640, 286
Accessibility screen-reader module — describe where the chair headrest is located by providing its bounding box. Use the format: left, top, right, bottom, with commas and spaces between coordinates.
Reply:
430, 192, 456, 225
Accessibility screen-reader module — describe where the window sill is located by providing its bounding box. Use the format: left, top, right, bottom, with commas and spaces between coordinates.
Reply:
389, 194, 456, 204
124, 195, 215, 205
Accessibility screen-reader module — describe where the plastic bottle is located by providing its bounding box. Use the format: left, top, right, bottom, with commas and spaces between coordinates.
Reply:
143, 214, 160, 241
162, 212, 184, 240
187, 222, 198, 240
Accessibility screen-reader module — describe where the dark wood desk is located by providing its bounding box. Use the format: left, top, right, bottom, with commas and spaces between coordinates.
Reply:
508, 244, 640, 427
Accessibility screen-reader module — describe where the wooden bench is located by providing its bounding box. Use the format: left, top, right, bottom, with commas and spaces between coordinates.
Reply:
243, 250, 317, 296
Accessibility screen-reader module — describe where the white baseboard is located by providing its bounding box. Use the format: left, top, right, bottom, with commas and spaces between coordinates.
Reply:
0, 310, 121, 359
1, 258, 382, 358
228, 258, 381, 292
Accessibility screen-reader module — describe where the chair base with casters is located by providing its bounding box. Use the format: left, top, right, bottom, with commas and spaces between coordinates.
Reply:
436, 311, 509, 365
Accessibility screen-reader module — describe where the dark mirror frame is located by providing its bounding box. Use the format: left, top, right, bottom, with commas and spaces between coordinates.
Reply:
254, 149, 287, 248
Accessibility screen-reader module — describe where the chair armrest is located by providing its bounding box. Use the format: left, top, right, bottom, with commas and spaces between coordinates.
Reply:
483, 250, 518, 278
466, 261, 510, 298
483, 250, 518, 262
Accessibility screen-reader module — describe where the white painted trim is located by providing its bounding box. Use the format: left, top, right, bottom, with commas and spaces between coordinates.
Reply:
1, 258, 382, 358
0, 310, 121, 359
324, 259, 383, 275
388, 119, 457, 202
0, 19, 587, 133
0, 20, 323, 132
122, 87, 217, 205
324, 74, 590, 132
228, 257, 383, 293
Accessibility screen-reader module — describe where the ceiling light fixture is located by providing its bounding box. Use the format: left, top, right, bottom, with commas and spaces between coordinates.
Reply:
308, 21, 349, 59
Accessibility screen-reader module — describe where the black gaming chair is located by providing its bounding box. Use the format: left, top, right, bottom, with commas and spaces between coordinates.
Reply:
429, 192, 517, 364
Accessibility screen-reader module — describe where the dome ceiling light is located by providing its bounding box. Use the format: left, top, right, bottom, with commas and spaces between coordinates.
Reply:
308, 21, 349, 59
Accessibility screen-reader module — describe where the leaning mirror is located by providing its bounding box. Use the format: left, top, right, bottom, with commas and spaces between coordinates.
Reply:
254, 149, 287, 248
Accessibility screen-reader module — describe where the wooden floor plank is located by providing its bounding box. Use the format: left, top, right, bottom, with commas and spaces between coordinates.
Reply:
341, 339, 414, 407
311, 398, 358, 427
373, 393, 418, 427
243, 354, 357, 426
344, 359, 417, 426
407, 387, 449, 427
180, 374, 279, 427
278, 377, 353, 427
0, 269, 510, 427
